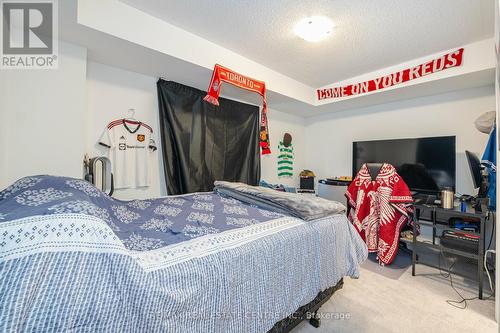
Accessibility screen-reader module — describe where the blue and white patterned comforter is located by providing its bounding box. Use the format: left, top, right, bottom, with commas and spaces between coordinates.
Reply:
0, 176, 368, 332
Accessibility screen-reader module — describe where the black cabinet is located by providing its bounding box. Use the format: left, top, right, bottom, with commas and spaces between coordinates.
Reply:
408, 203, 490, 299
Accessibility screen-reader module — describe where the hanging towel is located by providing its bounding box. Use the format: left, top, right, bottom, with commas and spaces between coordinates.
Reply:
481, 127, 496, 211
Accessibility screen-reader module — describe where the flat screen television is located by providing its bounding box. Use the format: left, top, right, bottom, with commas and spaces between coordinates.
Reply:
352, 136, 456, 194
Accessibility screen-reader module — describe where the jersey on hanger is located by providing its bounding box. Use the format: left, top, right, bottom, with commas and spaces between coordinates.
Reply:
99, 119, 157, 189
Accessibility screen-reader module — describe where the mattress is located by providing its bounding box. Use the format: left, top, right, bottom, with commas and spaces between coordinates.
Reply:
0, 176, 367, 332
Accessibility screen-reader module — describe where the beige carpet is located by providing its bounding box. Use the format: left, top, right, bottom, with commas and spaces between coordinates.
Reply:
292, 265, 497, 333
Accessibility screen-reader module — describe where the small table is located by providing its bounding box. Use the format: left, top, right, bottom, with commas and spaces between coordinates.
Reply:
409, 202, 490, 299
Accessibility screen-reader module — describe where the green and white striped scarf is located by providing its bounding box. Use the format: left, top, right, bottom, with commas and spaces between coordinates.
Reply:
277, 141, 294, 177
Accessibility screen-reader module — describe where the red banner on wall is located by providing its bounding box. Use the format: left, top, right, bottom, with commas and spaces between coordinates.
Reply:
316, 48, 464, 101
204, 64, 271, 155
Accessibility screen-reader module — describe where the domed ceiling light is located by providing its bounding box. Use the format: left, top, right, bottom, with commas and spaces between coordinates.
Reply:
294, 16, 334, 42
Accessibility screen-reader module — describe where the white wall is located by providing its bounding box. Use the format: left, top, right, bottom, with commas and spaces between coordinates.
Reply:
2, 43, 494, 203
1, 49, 494, 200
261, 109, 306, 188
305, 85, 496, 196
86, 61, 165, 200
0, 41, 87, 188
85, 62, 306, 199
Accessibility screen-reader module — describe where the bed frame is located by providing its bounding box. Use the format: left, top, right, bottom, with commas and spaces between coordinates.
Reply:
267, 278, 344, 332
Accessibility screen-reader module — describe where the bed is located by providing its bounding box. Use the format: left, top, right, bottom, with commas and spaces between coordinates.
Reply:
0, 176, 367, 332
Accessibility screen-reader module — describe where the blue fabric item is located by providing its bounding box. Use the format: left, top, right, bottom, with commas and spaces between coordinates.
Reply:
259, 179, 286, 191
259, 180, 296, 193
481, 128, 496, 211
0, 176, 284, 250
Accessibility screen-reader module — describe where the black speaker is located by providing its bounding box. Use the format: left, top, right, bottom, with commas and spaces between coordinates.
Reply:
300, 177, 315, 190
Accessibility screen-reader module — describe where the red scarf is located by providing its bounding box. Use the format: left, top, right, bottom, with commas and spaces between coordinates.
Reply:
204, 64, 271, 155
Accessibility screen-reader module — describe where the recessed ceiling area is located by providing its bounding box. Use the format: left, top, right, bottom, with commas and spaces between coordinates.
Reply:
120, 0, 494, 87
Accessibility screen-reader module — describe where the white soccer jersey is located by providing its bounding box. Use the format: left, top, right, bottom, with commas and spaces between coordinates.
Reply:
98, 119, 157, 189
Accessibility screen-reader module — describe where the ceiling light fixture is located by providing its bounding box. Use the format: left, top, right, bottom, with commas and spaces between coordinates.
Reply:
294, 16, 334, 42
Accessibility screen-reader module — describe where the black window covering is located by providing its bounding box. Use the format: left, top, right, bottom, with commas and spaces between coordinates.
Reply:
157, 80, 261, 195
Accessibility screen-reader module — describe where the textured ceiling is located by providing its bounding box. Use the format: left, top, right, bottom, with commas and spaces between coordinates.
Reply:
120, 0, 494, 87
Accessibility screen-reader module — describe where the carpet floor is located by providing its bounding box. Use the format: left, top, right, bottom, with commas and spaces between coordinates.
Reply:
292, 265, 497, 333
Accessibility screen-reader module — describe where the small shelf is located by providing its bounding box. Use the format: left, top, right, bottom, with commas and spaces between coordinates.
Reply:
408, 239, 480, 259
409, 203, 489, 299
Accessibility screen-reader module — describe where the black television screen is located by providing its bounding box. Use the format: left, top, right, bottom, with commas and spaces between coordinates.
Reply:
352, 136, 456, 194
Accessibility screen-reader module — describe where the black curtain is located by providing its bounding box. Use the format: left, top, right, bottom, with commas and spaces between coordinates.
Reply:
157, 80, 261, 195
